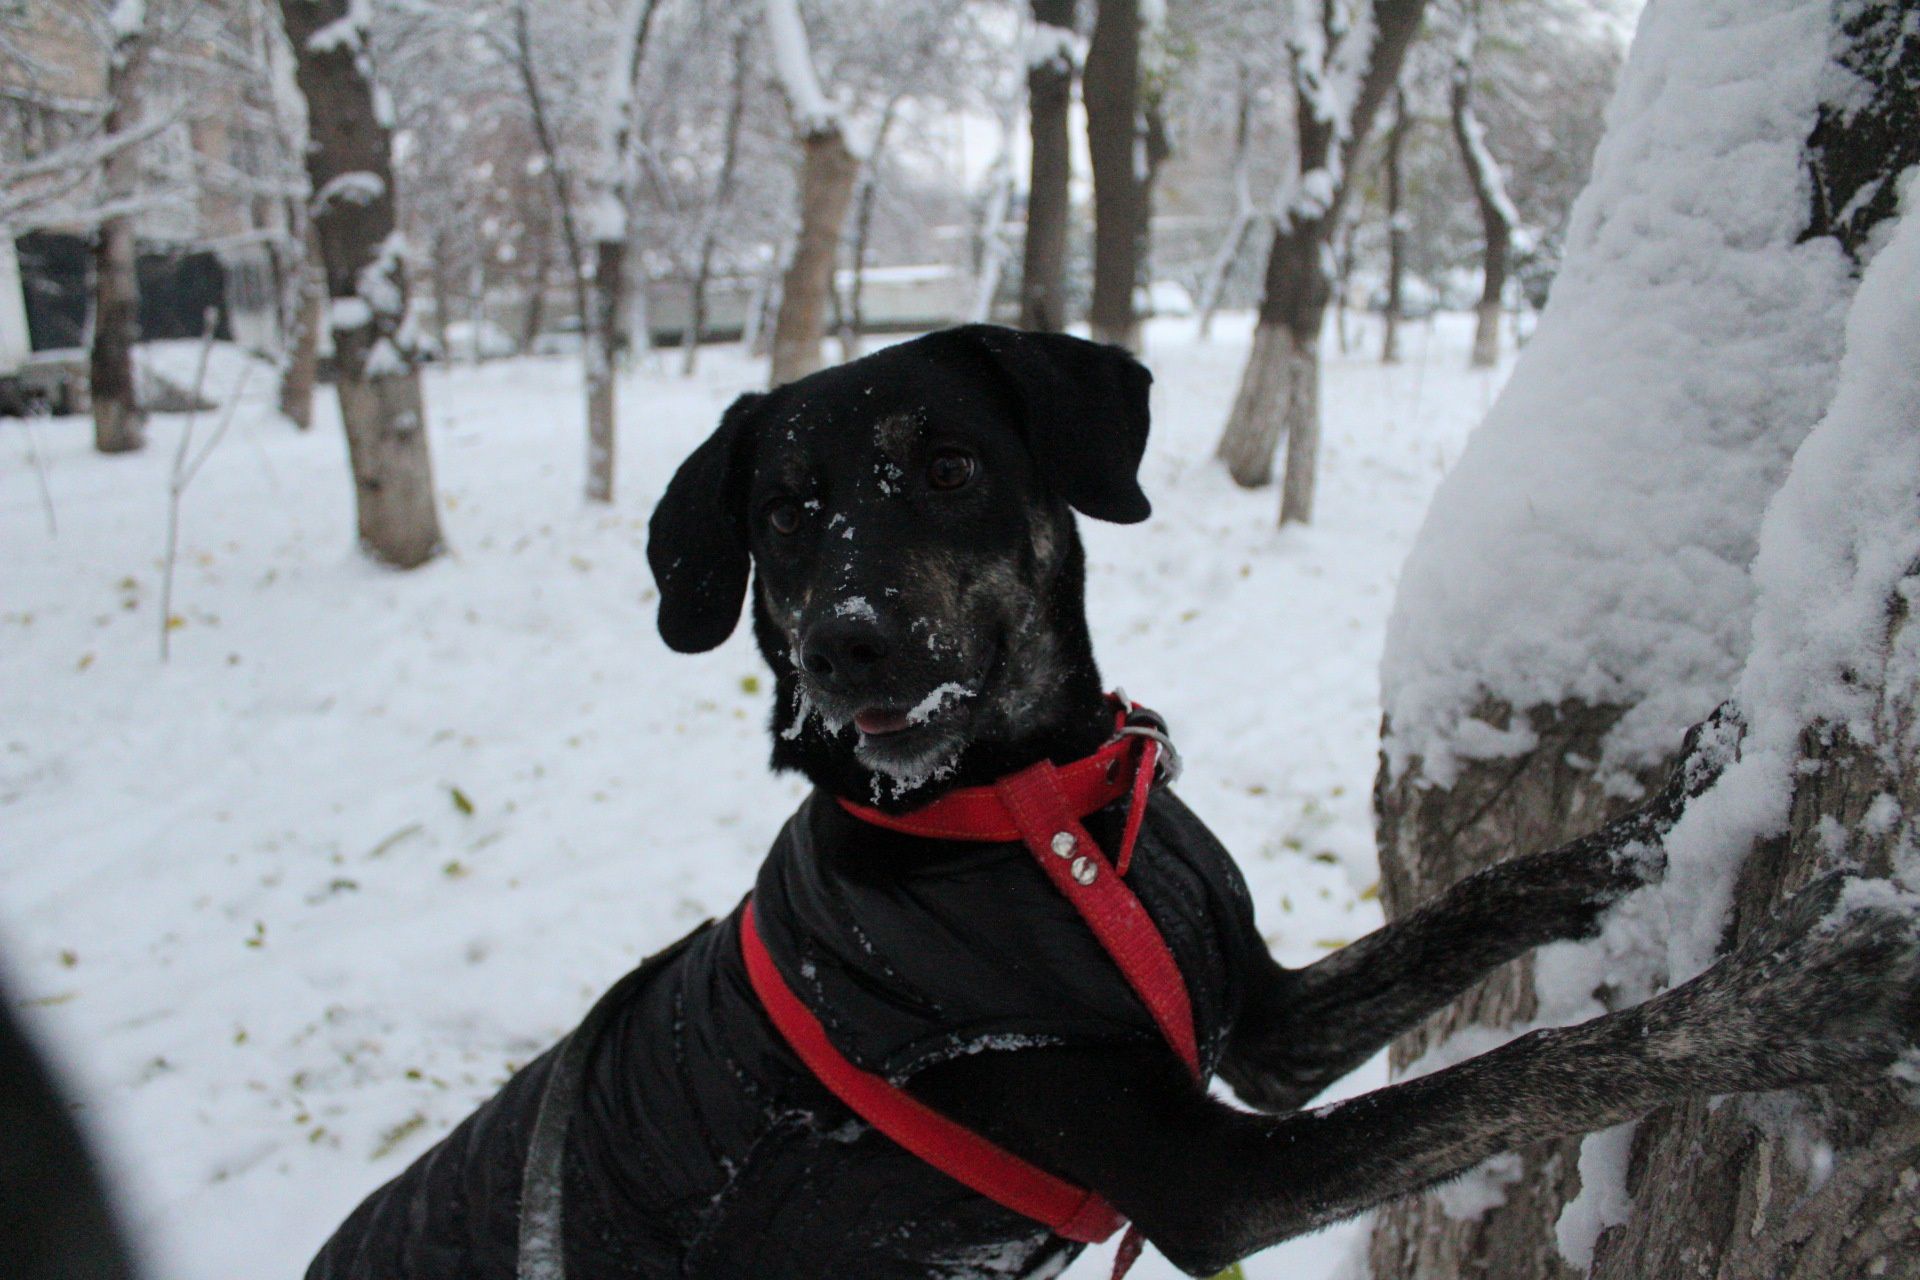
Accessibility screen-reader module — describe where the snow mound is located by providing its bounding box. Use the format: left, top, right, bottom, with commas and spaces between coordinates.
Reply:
1380, 0, 1857, 788
1660, 189, 1920, 981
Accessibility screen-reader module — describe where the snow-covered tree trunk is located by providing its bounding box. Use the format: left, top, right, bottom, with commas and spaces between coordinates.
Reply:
1019, 0, 1077, 333
1369, 3, 1917, 1277
1084, 0, 1143, 350
1450, 6, 1513, 371
765, 0, 857, 386
582, 0, 661, 504
278, 0, 442, 569
1381, 85, 1408, 365
1214, 0, 1428, 514
684, 23, 751, 378
842, 97, 904, 362
1196, 61, 1260, 342
90, 11, 152, 456
968, 144, 1017, 325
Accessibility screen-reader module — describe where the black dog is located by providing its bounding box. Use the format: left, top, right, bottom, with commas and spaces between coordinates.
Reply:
307, 326, 1920, 1279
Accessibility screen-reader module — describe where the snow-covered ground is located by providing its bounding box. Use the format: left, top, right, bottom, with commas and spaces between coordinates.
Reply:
1, 313, 1506, 1279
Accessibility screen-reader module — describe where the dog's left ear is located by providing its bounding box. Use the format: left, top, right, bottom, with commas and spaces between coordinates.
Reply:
647, 392, 764, 653
927, 325, 1152, 523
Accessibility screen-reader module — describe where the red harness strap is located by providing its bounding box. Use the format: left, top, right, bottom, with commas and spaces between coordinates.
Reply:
740, 703, 1195, 1278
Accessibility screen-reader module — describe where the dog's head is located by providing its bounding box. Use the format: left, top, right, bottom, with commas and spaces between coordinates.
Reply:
647, 325, 1153, 807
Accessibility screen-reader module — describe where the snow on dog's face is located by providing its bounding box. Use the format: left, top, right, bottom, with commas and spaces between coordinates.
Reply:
648, 326, 1154, 809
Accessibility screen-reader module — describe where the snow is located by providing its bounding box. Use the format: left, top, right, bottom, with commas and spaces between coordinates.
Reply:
328, 296, 372, 331
109, 0, 146, 39
1, 312, 1508, 1279
1433, 1151, 1523, 1221
1554, 1122, 1637, 1268
305, 0, 372, 57
355, 232, 409, 321
1024, 22, 1083, 71
1381, 0, 1861, 789
1457, 105, 1520, 230
310, 172, 385, 211
1658, 190, 1920, 982
1292, 0, 1379, 133
764, 0, 841, 137
907, 682, 975, 725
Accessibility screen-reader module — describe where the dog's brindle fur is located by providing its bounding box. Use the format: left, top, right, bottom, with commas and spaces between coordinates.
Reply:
648, 325, 1920, 1276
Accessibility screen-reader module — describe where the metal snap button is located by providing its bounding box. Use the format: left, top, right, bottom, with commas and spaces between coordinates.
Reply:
1050, 831, 1077, 859
1070, 855, 1098, 885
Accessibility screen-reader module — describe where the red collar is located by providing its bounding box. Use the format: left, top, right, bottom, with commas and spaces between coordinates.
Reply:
834, 697, 1176, 875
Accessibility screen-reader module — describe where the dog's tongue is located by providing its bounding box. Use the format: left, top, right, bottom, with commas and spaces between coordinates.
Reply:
855, 708, 913, 736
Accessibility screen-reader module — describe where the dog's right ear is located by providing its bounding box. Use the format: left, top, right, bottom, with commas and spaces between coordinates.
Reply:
647, 392, 764, 653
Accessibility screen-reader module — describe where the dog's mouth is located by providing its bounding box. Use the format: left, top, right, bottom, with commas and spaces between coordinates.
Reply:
854, 707, 914, 736
851, 679, 978, 741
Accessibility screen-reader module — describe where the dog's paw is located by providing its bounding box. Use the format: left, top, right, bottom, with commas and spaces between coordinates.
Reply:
1684, 873, 1920, 1087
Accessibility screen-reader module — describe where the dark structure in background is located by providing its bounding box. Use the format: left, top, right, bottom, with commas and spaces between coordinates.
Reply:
0, 964, 141, 1280
14, 231, 254, 352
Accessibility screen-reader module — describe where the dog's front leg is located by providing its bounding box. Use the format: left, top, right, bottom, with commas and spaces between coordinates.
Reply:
1220, 711, 1739, 1112
920, 870, 1920, 1276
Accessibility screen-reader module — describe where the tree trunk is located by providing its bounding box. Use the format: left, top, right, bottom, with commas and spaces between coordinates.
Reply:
1218, 209, 1331, 494
684, 24, 752, 378
1136, 94, 1172, 326
90, 32, 148, 455
1383, 88, 1409, 366
1019, 0, 1075, 333
1451, 11, 1513, 371
1212, 0, 1428, 506
1368, 6, 1918, 1278
278, 0, 442, 569
1197, 63, 1258, 341
769, 125, 858, 385
278, 223, 323, 430
579, 0, 662, 503
584, 236, 624, 503
1083, 0, 1142, 350
520, 229, 550, 352
1583, 12, 1920, 1273
1589, 725, 1920, 1279
843, 98, 901, 364
1370, 700, 1659, 1280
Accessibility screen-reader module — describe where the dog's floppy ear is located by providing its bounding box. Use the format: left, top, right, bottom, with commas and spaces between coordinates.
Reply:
648, 392, 764, 653
929, 324, 1152, 523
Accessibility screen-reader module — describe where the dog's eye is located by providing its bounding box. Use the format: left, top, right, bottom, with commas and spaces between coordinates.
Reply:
927, 449, 977, 492
766, 499, 801, 535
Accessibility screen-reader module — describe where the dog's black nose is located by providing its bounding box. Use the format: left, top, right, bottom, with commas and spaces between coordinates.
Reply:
800, 618, 892, 683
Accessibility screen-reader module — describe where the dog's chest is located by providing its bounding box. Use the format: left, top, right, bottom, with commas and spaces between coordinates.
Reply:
562, 790, 1261, 1276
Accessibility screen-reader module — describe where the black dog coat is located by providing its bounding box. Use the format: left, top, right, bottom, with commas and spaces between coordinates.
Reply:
305, 788, 1262, 1280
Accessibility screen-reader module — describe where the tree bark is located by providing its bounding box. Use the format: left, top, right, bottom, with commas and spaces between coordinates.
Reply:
278, 0, 442, 569
1382, 88, 1409, 366
1451, 24, 1511, 371
1370, 700, 1659, 1280
90, 27, 150, 455
580, 0, 662, 503
278, 220, 323, 430
769, 125, 858, 385
584, 236, 624, 503
1019, 0, 1076, 333
1213, 0, 1428, 510
1083, 0, 1142, 350
1587, 722, 1920, 1280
